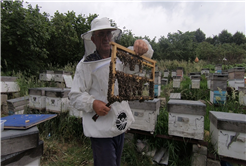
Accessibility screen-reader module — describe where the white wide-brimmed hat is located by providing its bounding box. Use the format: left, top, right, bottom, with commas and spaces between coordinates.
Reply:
81, 17, 122, 40
81, 17, 122, 58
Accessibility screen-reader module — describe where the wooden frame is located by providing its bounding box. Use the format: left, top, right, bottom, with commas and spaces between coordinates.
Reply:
108, 42, 156, 103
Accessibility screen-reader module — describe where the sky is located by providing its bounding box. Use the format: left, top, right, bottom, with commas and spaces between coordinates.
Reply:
23, 0, 245, 42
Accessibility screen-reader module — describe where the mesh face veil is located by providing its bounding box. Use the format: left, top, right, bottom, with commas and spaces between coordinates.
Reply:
81, 17, 122, 61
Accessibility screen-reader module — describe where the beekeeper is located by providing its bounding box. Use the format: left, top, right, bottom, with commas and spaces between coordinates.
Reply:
69, 16, 153, 166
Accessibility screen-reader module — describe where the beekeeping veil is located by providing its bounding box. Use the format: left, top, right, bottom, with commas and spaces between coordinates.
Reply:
81, 17, 122, 61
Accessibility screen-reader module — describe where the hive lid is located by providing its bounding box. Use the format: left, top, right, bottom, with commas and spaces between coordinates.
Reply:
209, 111, 246, 133
128, 98, 160, 110
168, 99, 206, 116
228, 67, 245, 72
1, 76, 18, 82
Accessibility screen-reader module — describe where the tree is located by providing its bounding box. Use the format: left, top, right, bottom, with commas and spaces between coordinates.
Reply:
1, 1, 50, 75
194, 28, 206, 43
218, 30, 232, 44
232, 31, 246, 45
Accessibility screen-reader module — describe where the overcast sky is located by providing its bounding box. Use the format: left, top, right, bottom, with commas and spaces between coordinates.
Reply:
23, 0, 245, 41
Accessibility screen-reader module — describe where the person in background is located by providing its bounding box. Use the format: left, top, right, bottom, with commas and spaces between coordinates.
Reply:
69, 17, 153, 166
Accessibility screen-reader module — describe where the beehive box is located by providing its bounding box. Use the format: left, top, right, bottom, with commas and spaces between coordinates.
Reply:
161, 78, 168, 86
238, 87, 246, 106
164, 70, 169, 78
173, 76, 181, 88
28, 87, 47, 110
215, 64, 222, 73
176, 67, 183, 76
191, 75, 201, 89
1, 76, 20, 93
209, 111, 246, 160
1, 126, 39, 156
1, 140, 43, 166
129, 99, 160, 134
228, 67, 245, 80
210, 90, 227, 104
167, 100, 206, 140
45, 88, 70, 113
189, 72, 201, 79
228, 79, 245, 90
155, 71, 161, 85
7, 96, 29, 115
171, 71, 176, 77
210, 74, 228, 91
54, 70, 72, 82
39, 70, 55, 81
201, 68, 210, 75
169, 93, 181, 100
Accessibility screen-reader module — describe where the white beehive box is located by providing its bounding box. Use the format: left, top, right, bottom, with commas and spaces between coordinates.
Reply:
238, 87, 246, 106
191, 75, 201, 89
45, 88, 70, 113
209, 111, 246, 161
201, 68, 210, 75
28, 88, 46, 110
39, 70, 55, 81
171, 71, 176, 77
173, 76, 181, 88
170, 93, 181, 100
164, 70, 169, 78
1, 76, 20, 93
167, 100, 206, 140
228, 79, 244, 90
155, 71, 161, 85
54, 70, 72, 82
129, 99, 161, 134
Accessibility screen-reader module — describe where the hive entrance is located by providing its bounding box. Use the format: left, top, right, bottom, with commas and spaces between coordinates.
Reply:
107, 42, 156, 105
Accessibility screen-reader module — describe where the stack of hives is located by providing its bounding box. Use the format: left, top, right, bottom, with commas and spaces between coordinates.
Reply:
7, 96, 29, 115
228, 67, 245, 90
1, 126, 43, 166
215, 64, 222, 74
161, 70, 169, 86
176, 67, 183, 80
154, 71, 161, 97
209, 74, 228, 104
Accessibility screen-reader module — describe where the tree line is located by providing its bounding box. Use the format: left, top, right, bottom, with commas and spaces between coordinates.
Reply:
2, 1, 246, 76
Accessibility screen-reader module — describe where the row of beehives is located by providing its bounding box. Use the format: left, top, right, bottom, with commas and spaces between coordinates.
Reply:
129, 98, 246, 161
39, 70, 72, 82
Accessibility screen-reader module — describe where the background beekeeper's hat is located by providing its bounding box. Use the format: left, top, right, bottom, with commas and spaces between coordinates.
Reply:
81, 17, 122, 58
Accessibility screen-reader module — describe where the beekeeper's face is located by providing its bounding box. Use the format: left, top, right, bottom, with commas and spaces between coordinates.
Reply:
91, 29, 113, 53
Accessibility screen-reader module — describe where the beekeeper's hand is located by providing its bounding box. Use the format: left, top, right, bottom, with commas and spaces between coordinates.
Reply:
93, 100, 111, 116
134, 39, 148, 55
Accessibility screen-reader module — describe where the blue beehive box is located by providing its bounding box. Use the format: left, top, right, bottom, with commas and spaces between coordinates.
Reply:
210, 90, 227, 104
